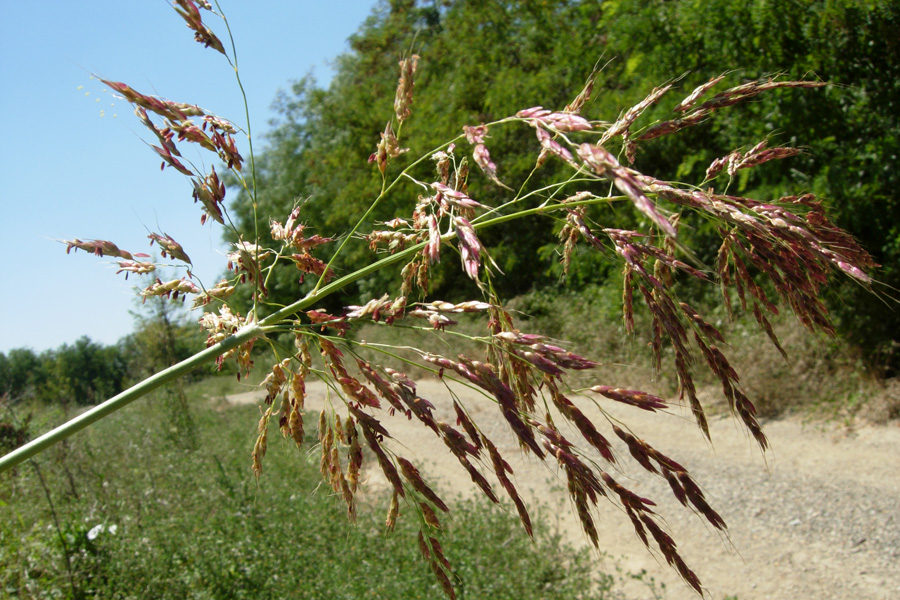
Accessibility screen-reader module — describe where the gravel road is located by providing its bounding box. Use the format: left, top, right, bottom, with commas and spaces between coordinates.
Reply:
229, 378, 900, 600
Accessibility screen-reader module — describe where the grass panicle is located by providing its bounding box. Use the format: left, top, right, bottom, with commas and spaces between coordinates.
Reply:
0, 3, 881, 598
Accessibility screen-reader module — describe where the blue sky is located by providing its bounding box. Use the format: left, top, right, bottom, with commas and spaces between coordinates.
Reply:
0, 1, 378, 353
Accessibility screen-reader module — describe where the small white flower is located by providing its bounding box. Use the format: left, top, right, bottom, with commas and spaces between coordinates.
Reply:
87, 524, 104, 541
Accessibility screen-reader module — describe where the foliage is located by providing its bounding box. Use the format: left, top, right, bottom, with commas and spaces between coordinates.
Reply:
122, 296, 206, 380
0, 339, 128, 407
0, 302, 205, 410
598, 0, 900, 372
0, 383, 613, 599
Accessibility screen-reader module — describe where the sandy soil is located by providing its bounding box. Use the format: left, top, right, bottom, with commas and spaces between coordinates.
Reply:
228, 378, 900, 600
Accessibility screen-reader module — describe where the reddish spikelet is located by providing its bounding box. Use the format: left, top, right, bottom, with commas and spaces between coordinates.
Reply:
428, 536, 452, 573
674, 74, 727, 112
366, 230, 418, 253
291, 253, 334, 283
417, 529, 432, 559
172, 0, 226, 54
454, 216, 487, 281
558, 212, 581, 278
516, 106, 592, 132
635, 108, 713, 141
612, 425, 658, 474
602, 83, 673, 142
339, 375, 382, 409
345, 418, 362, 491
541, 421, 605, 504
115, 260, 155, 278
640, 514, 703, 594
251, 405, 272, 479
546, 380, 615, 462
394, 55, 419, 123
455, 451, 500, 504
424, 353, 543, 457
681, 376, 710, 440
636, 78, 824, 144
347, 404, 390, 439
679, 302, 725, 343
357, 360, 406, 413
467, 358, 544, 457
288, 403, 304, 447
370, 122, 409, 173
706, 140, 803, 180
472, 141, 508, 188
423, 539, 457, 600
735, 388, 767, 450
420, 501, 442, 530
452, 401, 482, 450
625, 504, 649, 547
569, 473, 600, 547
438, 421, 479, 458
260, 358, 291, 405
663, 468, 688, 506
344, 294, 393, 321
192, 167, 226, 225
140, 277, 201, 302
531, 124, 576, 166
64, 238, 138, 261
385, 491, 400, 532
385, 368, 438, 430
226, 241, 270, 296
359, 422, 404, 497
591, 385, 668, 412
698, 78, 827, 112
483, 434, 533, 537
602, 472, 656, 513
398, 457, 449, 513
752, 303, 788, 359
147, 233, 191, 264
623, 266, 635, 333
564, 69, 598, 115
432, 182, 483, 211
320, 427, 334, 484
340, 472, 356, 522
678, 471, 726, 530
577, 144, 677, 237
102, 79, 196, 121
563, 208, 604, 251
605, 229, 707, 284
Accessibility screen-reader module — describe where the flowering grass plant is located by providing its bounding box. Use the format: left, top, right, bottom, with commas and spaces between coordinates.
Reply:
0, 2, 877, 596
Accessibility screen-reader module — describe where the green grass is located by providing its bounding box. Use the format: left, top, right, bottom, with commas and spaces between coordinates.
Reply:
1, 375, 617, 599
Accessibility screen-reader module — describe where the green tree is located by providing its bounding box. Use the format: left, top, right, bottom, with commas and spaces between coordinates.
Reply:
41, 337, 127, 406
0, 348, 42, 402
597, 0, 900, 370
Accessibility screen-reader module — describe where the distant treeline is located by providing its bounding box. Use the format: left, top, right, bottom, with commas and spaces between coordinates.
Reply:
0, 307, 205, 406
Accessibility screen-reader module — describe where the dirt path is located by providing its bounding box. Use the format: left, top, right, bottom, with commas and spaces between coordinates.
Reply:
228, 379, 900, 600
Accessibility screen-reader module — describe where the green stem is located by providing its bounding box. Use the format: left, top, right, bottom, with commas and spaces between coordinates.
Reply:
0, 323, 260, 475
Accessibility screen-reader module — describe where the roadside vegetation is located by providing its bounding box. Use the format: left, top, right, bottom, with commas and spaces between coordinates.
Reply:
1, 375, 616, 599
